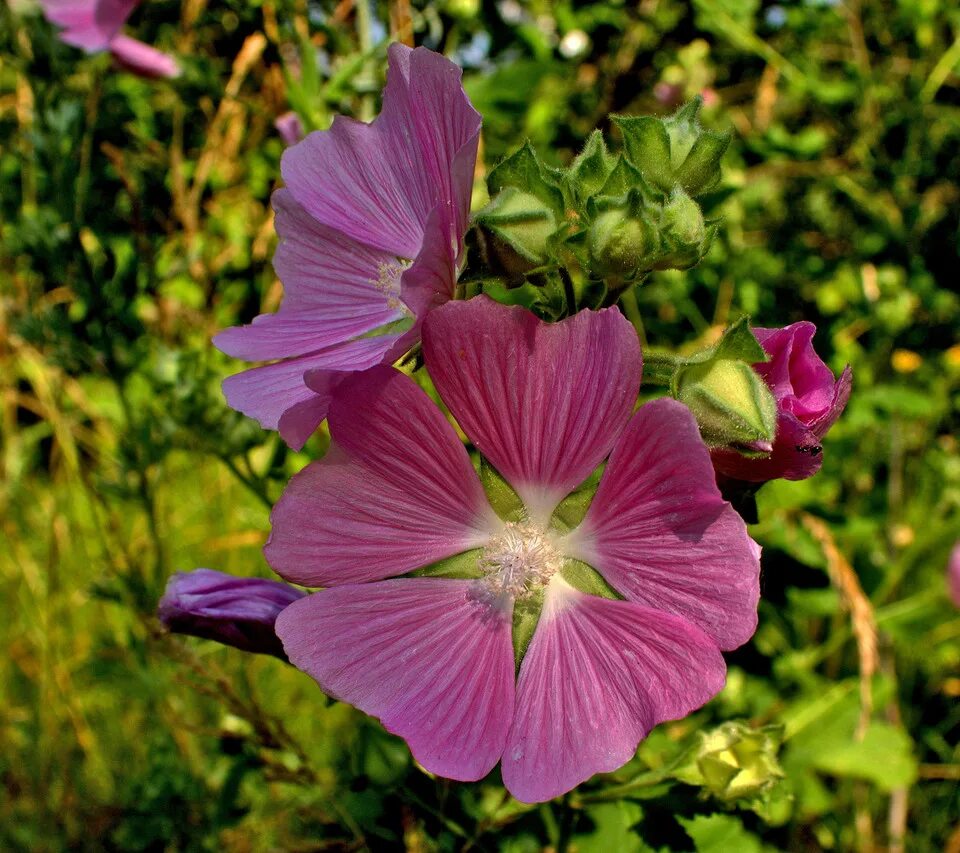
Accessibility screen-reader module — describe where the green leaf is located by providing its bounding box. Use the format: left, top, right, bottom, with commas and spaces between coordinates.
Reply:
678, 814, 768, 853
809, 723, 918, 792
572, 802, 653, 853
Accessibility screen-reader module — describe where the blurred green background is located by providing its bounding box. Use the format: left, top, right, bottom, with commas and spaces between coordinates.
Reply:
1, 0, 959, 849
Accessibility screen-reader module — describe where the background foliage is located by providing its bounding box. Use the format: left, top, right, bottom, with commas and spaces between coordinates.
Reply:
1, 0, 959, 849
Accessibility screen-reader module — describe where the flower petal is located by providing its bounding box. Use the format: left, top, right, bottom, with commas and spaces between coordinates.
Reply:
265, 366, 499, 587
271, 188, 408, 318
809, 364, 852, 437
565, 398, 760, 650
221, 336, 398, 450
276, 579, 515, 781
422, 297, 642, 522
158, 569, 305, 659
108, 34, 180, 79
281, 44, 480, 258
501, 578, 726, 803
711, 410, 825, 482
39, 0, 136, 50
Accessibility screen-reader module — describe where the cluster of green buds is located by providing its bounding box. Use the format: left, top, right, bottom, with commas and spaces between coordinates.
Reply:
473, 98, 729, 306
673, 721, 786, 804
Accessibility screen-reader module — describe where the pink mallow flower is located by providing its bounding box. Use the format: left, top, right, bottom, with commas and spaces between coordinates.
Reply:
38, 0, 180, 79
158, 568, 305, 659
267, 297, 761, 803
214, 44, 482, 449
712, 322, 852, 482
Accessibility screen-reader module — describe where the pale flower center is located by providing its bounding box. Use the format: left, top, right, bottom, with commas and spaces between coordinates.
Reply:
373, 259, 413, 313
478, 521, 563, 600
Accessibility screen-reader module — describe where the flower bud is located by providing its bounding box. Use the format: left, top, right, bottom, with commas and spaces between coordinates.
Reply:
652, 190, 713, 270
674, 722, 785, 802
158, 569, 305, 658
675, 358, 778, 448
711, 322, 852, 483
587, 204, 660, 282
476, 187, 558, 278
613, 98, 730, 197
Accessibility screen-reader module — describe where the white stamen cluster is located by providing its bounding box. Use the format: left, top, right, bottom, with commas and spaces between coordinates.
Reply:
478, 521, 563, 599
373, 259, 413, 312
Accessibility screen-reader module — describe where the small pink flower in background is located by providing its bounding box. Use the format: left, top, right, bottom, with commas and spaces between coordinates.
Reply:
712, 322, 852, 482
158, 569, 305, 659
274, 111, 304, 146
268, 297, 761, 803
215, 44, 482, 449
38, 0, 180, 78
948, 543, 960, 608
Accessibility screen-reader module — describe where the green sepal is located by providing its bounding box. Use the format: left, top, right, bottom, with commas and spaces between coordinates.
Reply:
613, 115, 673, 193
487, 141, 566, 218
675, 130, 731, 197
475, 186, 558, 266
587, 157, 655, 217
359, 315, 415, 339
565, 130, 616, 206
409, 548, 483, 580
512, 587, 546, 670
560, 559, 621, 600
613, 98, 730, 198
550, 464, 605, 532
692, 317, 770, 365
674, 359, 777, 447
480, 459, 525, 521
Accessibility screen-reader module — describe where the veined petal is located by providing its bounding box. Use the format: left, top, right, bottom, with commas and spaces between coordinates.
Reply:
281, 44, 481, 258
501, 577, 726, 804
276, 579, 515, 781
565, 398, 760, 650
712, 410, 824, 482
265, 367, 500, 587
422, 298, 641, 522
271, 188, 409, 317
39, 0, 136, 50
221, 336, 398, 450
213, 308, 402, 362
398, 206, 459, 322
108, 34, 180, 78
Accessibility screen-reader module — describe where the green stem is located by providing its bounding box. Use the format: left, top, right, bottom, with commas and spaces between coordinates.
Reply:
618, 285, 647, 347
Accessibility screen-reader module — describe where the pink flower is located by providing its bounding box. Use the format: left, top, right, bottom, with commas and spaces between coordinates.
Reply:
948, 543, 960, 608
274, 111, 304, 146
712, 322, 852, 482
158, 569, 305, 659
38, 0, 180, 78
214, 45, 482, 449
268, 297, 761, 803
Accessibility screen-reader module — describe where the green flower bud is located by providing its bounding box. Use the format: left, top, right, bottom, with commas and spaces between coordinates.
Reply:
674, 722, 785, 802
587, 204, 660, 283
613, 98, 730, 197
476, 187, 558, 278
675, 357, 777, 447
652, 190, 713, 271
